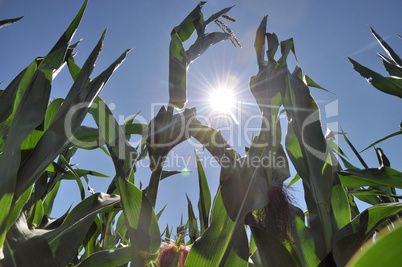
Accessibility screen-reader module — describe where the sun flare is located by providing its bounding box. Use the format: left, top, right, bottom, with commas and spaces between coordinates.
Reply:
209, 87, 236, 114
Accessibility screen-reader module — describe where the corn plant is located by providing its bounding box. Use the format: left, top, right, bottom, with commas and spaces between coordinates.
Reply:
1, 1, 401, 267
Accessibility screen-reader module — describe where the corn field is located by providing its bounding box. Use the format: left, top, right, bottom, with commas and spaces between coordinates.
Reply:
0, 1, 401, 266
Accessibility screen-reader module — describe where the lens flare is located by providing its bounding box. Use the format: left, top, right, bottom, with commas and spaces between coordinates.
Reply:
209, 87, 236, 114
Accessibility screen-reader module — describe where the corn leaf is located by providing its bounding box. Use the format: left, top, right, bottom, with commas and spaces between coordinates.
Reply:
186, 194, 199, 243
0, 16, 23, 29
4, 193, 120, 266
369, 26, 402, 67
284, 67, 335, 255
348, 57, 402, 98
185, 190, 248, 266
250, 226, 297, 267
360, 130, 402, 153
15, 37, 130, 198
77, 246, 131, 267
195, 151, 211, 233
333, 202, 402, 266
347, 222, 402, 267
338, 166, 402, 189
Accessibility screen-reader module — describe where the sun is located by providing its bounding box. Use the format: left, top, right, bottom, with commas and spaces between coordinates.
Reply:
209, 87, 237, 114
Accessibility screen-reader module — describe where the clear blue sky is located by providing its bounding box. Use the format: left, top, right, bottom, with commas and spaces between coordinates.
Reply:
1, 0, 401, 234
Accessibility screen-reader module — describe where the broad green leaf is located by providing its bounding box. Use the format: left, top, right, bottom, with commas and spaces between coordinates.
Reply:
331, 182, 351, 230
21, 98, 64, 150
378, 53, 402, 78
4, 193, 120, 266
117, 177, 160, 265
82, 216, 102, 259
0, 16, 23, 28
37, 0, 87, 79
195, 151, 211, 233
347, 188, 402, 199
171, 2, 205, 42
89, 93, 159, 260
278, 38, 297, 67
0, 64, 31, 126
29, 199, 44, 228
186, 190, 248, 266
284, 69, 335, 255
348, 57, 402, 98
303, 75, 334, 94
168, 2, 235, 109
5, 215, 58, 267
7, 185, 33, 232
250, 226, 297, 267
219, 151, 270, 222
347, 222, 402, 267
333, 202, 402, 266
0, 68, 51, 248
77, 246, 131, 267
144, 106, 195, 207
68, 123, 146, 150
291, 215, 320, 267
186, 32, 230, 62
338, 167, 402, 189
43, 193, 120, 266
189, 121, 236, 162
15, 38, 130, 198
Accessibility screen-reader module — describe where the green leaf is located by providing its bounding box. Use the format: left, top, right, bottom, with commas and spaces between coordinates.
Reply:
283, 70, 335, 255
195, 151, 211, 233
331, 182, 351, 230
369, 26, 402, 67
333, 202, 402, 266
186, 190, 248, 266
117, 177, 160, 265
0, 63, 32, 126
347, 222, 402, 267
15, 37, 130, 198
144, 106, 196, 207
7, 186, 33, 232
278, 38, 297, 67
290, 214, 320, 267
77, 246, 131, 267
303, 75, 334, 94
43, 181, 61, 216
287, 173, 301, 187
0, 68, 51, 248
378, 53, 402, 78
0, 16, 23, 28
360, 130, 402, 152
29, 199, 44, 228
189, 121, 236, 162
340, 130, 368, 169
5, 193, 120, 267
186, 194, 199, 243
21, 98, 64, 150
156, 204, 167, 220
250, 226, 297, 267
348, 57, 402, 98
168, 2, 235, 109
338, 167, 402, 189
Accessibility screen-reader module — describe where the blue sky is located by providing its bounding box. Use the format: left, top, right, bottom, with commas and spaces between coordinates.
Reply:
1, 0, 401, 235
